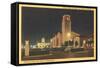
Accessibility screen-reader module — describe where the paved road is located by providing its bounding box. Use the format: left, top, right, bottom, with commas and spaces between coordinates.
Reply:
22, 49, 94, 60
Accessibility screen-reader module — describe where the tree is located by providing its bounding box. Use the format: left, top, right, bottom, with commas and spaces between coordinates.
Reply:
75, 41, 78, 47
64, 41, 68, 47
70, 40, 74, 46
90, 40, 94, 47
91, 40, 94, 44
68, 40, 74, 46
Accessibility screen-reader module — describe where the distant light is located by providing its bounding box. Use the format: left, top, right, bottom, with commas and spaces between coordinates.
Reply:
41, 37, 45, 43
50, 39, 52, 42
83, 40, 86, 44
32, 45, 36, 48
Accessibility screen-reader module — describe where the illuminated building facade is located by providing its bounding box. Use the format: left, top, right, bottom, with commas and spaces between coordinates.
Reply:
50, 36, 56, 48
56, 32, 62, 48
71, 32, 80, 48
37, 37, 50, 49
81, 34, 94, 49
51, 15, 80, 48
50, 32, 62, 48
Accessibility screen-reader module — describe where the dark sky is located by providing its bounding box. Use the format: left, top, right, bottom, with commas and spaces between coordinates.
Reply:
22, 7, 94, 45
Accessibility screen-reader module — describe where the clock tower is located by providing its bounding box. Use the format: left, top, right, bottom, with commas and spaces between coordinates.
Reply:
62, 15, 71, 44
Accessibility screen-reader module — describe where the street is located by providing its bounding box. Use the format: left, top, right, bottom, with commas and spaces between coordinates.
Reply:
22, 49, 94, 60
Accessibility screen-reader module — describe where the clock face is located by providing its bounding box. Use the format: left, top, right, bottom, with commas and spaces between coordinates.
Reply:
64, 16, 70, 22
66, 16, 70, 20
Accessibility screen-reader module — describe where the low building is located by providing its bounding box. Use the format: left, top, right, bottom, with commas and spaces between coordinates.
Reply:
71, 31, 80, 48
37, 37, 50, 49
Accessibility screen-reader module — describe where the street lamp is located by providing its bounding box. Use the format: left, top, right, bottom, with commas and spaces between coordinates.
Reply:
67, 32, 71, 40
67, 32, 71, 37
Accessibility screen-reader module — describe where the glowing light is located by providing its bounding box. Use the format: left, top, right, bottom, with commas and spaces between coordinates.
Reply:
41, 37, 45, 43
36, 37, 50, 49
67, 32, 71, 37
50, 39, 52, 42
83, 40, 86, 44
25, 40, 29, 45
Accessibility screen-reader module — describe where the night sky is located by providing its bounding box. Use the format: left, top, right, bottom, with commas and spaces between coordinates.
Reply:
22, 7, 94, 45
